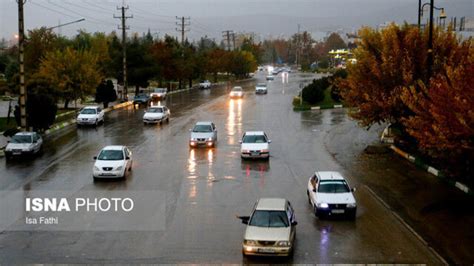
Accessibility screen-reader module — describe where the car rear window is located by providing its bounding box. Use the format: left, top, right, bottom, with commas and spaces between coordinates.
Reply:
148, 108, 163, 113
11, 135, 32, 144
249, 210, 289, 228
318, 180, 350, 193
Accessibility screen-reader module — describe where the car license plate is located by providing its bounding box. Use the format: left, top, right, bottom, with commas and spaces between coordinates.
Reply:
259, 248, 275, 253
332, 209, 345, 214
251, 152, 259, 156
12, 151, 21, 155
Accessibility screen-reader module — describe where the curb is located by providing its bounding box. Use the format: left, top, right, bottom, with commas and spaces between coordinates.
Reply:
365, 185, 449, 265
310, 104, 344, 110
385, 143, 473, 196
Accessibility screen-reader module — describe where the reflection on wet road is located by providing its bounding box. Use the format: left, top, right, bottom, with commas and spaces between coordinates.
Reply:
0, 73, 441, 264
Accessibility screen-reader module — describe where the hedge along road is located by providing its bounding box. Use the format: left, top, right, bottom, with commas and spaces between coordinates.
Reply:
0, 71, 441, 263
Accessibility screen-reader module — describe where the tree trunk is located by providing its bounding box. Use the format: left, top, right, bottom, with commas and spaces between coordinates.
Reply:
188, 78, 192, 88
103, 101, 109, 108
135, 85, 139, 95
64, 99, 69, 109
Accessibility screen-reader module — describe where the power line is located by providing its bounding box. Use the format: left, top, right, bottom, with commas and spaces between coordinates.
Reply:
29, 1, 78, 19
43, 0, 116, 26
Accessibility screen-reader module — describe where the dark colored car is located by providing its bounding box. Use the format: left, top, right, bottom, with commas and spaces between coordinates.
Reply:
133, 94, 151, 105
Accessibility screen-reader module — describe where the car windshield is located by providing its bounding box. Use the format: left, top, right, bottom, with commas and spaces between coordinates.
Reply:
249, 210, 289, 228
232, 87, 242, 91
257, 83, 266, 87
80, 108, 97, 114
11, 135, 32, 144
193, 125, 212, 132
318, 180, 350, 193
135, 95, 147, 99
97, 150, 124, 160
148, 107, 163, 113
243, 135, 267, 143
154, 89, 165, 93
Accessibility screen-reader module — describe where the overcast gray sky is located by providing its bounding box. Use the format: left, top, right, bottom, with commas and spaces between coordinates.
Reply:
1, 0, 472, 42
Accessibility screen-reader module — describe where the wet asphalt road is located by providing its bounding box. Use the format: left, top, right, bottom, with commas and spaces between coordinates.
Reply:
0, 72, 441, 263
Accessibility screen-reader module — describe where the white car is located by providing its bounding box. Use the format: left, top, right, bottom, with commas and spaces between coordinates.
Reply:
255, 83, 268, 94
307, 171, 357, 219
4, 132, 43, 159
240, 198, 297, 257
240, 131, 271, 160
199, 80, 211, 89
189, 121, 217, 148
76, 106, 104, 127
150, 88, 167, 100
266, 75, 274, 81
143, 106, 170, 125
230, 86, 244, 98
93, 145, 133, 180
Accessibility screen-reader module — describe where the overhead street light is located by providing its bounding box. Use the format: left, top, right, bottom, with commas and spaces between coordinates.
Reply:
46, 18, 85, 31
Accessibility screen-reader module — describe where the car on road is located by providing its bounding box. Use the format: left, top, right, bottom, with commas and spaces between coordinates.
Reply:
133, 94, 151, 106
4, 132, 43, 159
239, 198, 297, 257
199, 80, 212, 89
93, 145, 133, 180
307, 171, 357, 219
143, 106, 170, 125
189, 121, 217, 148
240, 131, 271, 160
230, 86, 244, 98
255, 83, 268, 94
76, 106, 104, 127
150, 88, 167, 100
266, 75, 274, 81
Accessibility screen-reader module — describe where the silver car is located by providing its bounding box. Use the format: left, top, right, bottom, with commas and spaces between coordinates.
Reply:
4, 132, 43, 159
189, 121, 217, 148
239, 198, 297, 257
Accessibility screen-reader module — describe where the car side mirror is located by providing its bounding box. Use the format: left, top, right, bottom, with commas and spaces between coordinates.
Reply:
239, 140, 242, 144
351, 187, 356, 192
237, 215, 250, 225
126, 156, 130, 160
7, 140, 10, 143
268, 140, 272, 143
291, 221, 298, 226
93, 156, 97, 160
312, 188, 316, 192
33, 140, 37, 143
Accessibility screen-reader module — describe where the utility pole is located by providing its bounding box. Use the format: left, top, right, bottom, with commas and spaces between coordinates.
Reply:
296, 24, 300, 68
222, 30, 233, 51
17, 0, 27, 131
114, 5, 132, 101
175, 16, 190, 45
427, 0, 434, 80
231, 32, 236, 50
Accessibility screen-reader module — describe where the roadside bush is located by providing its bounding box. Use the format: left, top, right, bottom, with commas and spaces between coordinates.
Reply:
302, 77, 329, 104
330, 69, 348, 102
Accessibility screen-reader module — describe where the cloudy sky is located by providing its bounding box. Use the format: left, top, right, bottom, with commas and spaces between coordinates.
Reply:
1, 0, 472, 42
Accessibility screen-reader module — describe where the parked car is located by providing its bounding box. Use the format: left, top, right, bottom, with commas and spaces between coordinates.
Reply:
307, 171, 357, 219
189, 121, 217, 148
199, 80, 212, 89
266, 75, 274, 81
239, 198, 297, 257
240, 131, 271, 160
255, 83, 268, 94
143, 106, 170, 125
4, 132, 43, 159
133, 94, 151, 105
150, 88, 167, 100
230, 86, 244, 98
76, 106, 104, 127
92, 145, 133, 180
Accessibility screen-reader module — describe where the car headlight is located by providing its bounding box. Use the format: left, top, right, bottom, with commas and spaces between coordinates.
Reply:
244, 240, 257, 245
94, 166, 100, 171
190, 138, 196, 141
347, 203, 357, 208
116, 166, 123, 171
277, 241, 291, 247
261, 149, 269, 153
317, 203, 329, 208
242, 149, 250, 153
207, 137, 213, 141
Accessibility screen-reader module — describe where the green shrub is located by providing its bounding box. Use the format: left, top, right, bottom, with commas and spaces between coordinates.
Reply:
302, 77, 329, 105
329, 69, 348, 102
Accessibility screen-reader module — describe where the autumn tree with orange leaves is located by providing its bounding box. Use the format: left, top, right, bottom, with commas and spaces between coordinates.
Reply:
339, 23, 473, 177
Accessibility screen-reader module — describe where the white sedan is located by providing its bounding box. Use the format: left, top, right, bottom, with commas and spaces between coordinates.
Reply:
230, 86, 244, 98
143, 106, 170, 125
240, 131, 271, 160
93, 145, 133, 180
307, 171, 357, 219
